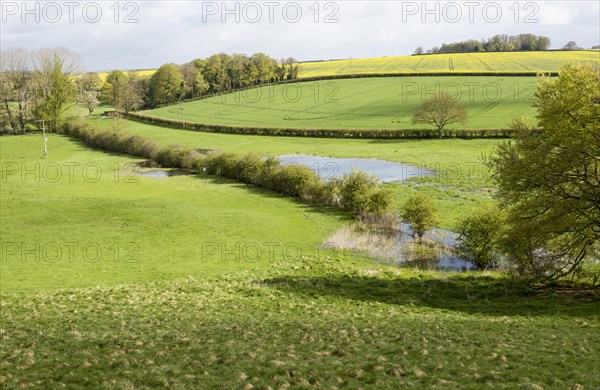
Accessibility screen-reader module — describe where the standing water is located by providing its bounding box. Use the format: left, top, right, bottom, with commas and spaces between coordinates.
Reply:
277, 155, 434, 182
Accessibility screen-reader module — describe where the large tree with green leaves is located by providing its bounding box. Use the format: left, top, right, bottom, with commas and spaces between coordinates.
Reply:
33, 48, 79, 131
488, 63, 600, 281
148, 63, 184, 107
100, 70, 127, 106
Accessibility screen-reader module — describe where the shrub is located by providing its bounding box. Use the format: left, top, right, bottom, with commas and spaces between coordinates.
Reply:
456, 207, 504, 268
204, 152, 240, 177
273, 164, 318, 197
366, 187, 394, 215
154, 144, 191, 167
235, 153, 264, 184
400, 194, 438, 239
338, 170, 379, 214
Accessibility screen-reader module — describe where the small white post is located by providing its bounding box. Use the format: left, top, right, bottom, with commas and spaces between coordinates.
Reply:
42, 120, 47, 158
180, 103, 185, 129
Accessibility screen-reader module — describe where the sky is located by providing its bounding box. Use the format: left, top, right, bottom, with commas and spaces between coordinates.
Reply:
1, 0, 599, 71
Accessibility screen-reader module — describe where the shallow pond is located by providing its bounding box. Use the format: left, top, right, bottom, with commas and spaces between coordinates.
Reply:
277, 155, 434, 183
326, 224, 476, 271
135, 169, 191, 178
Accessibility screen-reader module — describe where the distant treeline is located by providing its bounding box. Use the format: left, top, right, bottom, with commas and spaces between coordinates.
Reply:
93, 53, 300, 111
414, 34, 551, 55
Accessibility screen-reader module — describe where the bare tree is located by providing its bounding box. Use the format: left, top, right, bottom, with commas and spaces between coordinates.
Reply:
0, 48, 35, 133
412, 93, 468, 138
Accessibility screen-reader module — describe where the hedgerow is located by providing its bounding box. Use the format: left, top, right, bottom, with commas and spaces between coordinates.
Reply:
60, 120, 393, 217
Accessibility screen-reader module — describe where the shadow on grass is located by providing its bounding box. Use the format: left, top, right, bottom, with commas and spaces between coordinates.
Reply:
262, 274, 599, 318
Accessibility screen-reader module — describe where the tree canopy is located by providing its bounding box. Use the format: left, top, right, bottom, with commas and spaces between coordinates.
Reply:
488, 63, 600, 281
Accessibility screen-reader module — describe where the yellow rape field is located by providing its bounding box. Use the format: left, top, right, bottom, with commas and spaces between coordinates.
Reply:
96, 51, 599, 81
298, 50, 600, 77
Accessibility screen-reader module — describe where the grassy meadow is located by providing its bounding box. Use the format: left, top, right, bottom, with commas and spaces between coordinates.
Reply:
79, 117, 497, 229
0, 135, 347, 292
2, 51, 599, 389
143, 76, 540, 130
1, 133, 598, 388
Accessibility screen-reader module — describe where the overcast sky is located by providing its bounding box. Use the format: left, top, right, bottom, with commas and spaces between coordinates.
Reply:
1, 1, 599, 71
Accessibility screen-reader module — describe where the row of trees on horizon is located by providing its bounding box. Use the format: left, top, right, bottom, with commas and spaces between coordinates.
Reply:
413, 33, 598, 55
0, 49, 300, 132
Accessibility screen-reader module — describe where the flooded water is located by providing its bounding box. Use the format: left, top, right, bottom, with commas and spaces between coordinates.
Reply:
135, 169, 191, 178
326, 224, 476, 271
277, 155, 434, 183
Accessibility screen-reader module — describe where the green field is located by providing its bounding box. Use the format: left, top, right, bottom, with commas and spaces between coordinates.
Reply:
85, 117, 498, 229
143, 76, 540, 130
3, 49, 599, 388
0, 135, 346, 292
2, 128, 598, 388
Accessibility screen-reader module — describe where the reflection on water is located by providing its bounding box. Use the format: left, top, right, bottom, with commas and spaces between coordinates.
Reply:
135, 170, 191, 178
326, 224, 476, 271
277, 155, 434, 183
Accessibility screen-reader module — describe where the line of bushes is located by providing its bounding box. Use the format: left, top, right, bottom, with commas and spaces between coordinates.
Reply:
60, 120, 394, 218
124, 112, 539, 139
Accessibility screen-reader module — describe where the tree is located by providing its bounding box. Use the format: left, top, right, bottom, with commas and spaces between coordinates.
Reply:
400, 194, 438, 240
456, 207, 504, 268
487, 63, 600, 281
0, 48, 34, 133
536, 36, 551, 51
100, 70, 127, 106
251, 53, 276, 84
118, 73, 144, 113
79, 91, 99, 116
76, 72, 101, 93
77, 72, 101, 116
32, 48, 79, 131
413, 47, 424, 55
284, 57, 299, 80
179, 63, 208, 98
562, 41, 580, 50
148, 63, 184, 107
412, 93, 467, 138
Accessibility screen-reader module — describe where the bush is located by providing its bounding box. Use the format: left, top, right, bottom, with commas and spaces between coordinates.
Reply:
154, 144, 192, 167
400, 194, 438, 239
456, 207, 504, 268
338, 170, 379, 214
235, 153, 264, 184
366, 187, 394, 215
273, 164, 318, 197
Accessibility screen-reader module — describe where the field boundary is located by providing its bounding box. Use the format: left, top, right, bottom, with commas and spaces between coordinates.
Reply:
124, 112, 541, 139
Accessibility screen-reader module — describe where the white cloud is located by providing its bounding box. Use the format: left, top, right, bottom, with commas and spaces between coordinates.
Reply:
1, 0, 598, 71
